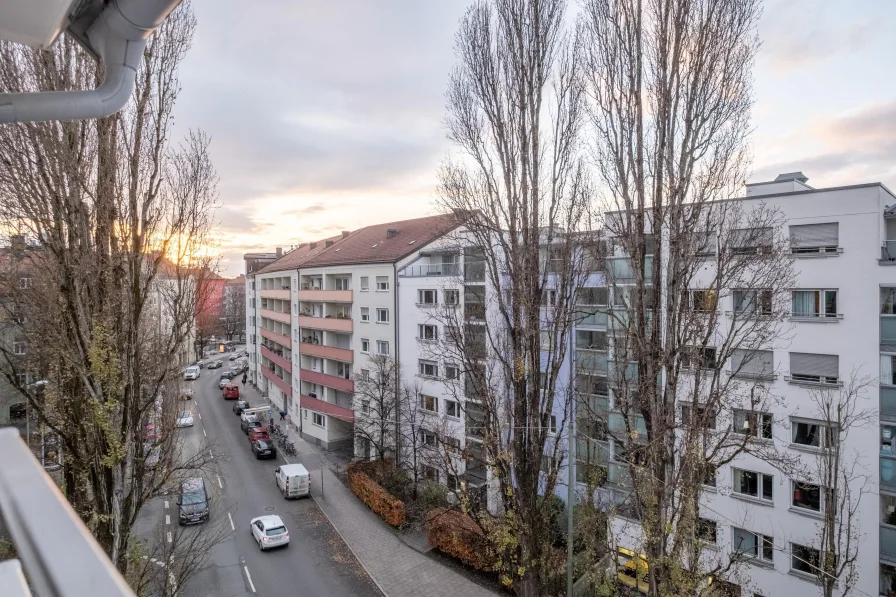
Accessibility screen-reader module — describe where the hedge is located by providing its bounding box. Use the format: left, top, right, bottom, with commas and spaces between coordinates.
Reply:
425, 507, 494, 572
347, 465, 405, 528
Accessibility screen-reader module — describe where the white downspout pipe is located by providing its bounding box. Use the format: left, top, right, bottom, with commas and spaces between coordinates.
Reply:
0, 0, 182, 124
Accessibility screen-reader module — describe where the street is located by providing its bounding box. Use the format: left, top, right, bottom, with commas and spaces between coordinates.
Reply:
134, 350, 380, 597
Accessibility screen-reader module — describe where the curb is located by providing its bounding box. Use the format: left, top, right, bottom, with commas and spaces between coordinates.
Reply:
310, 483, 390, 597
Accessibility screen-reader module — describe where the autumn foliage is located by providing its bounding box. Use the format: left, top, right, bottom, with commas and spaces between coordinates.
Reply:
347, 464, 405, 528
425, 508, 495, 572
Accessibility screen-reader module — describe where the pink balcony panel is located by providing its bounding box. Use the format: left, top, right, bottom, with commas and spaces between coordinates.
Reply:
300, 394, 354, 423
299, 342, 353, 363
261, 367, 292, 397
300, 368, 354, 393
298, 315, 353, 333
260, 308, 291, 325
259, 327, 291, 347
298, 289, 353, 303
260, 289, 290, 300
261, 345, 292, 373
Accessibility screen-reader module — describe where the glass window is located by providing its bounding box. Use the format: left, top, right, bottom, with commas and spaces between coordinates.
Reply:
312, 413, 326, 428
376, 340, 389, 355
732, 468, 773, 501
791, 481, 822, 512
418, 324, 438, 340
445, 364, 459, 380
791, 290, 838, 318
444, 289, 459, 305
418, 289, 438, 305
376, 276, 389, 291
361, 338, 370, 353
733, 410, 773, 440
360, 276, 369, 291
681, 346, 717, 369
376, 308, 389, 323
791, 543, 820, 576
733, 290, 772, 316
691, 289, 718, 312
697, 518, 717, 544
680, 403, 717, 429
792, 420, 836, 449
334, 277, 350, 290
418, 360, 438, 377
732, 527, 774, 562
360, 307, 370, 322
420, 395, 438, 412
445, 400, 460, 418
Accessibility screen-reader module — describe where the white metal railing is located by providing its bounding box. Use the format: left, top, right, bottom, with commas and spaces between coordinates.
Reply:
401, 263, 460, 277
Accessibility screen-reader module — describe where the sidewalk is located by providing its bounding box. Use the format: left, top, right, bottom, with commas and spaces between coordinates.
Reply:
241, 382, 498, 597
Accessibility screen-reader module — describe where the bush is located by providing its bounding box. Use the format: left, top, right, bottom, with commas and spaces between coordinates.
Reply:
425, 507, 495, 572
347, 464, 405, 528
418, 481, 449, 511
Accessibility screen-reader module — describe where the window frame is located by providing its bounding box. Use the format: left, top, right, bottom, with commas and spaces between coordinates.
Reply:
312, 413, 326, 428
418, 324, 438, 341
360, 338, 370, 354
791, 480, 825, 513
376, 308, 389, 323
419, 394, 438, 413
13, 342, 25, 356
732, 409, 773, 440
445, 399, 460, 418
790, 542, 821, 577
444, 364, 459, 380
418, 360, 438, 378
732, 527, 774, 563
733, 289, 773, 317
375, 276, 389, 292
690, 289, 718, 312
791, 289, 839, 319
732, 467, 774, 503
444, 289, 460, 305
418, 289, 438, 305
360, 276, 369, 291
697, 517, 718, 545
791, 418, 836, 450
376, 340, 390, 356
360, 307, 370, 322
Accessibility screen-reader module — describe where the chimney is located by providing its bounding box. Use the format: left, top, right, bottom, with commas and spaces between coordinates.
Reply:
325, 240, 334, 247
275, 247, 282, 257
341, 230, 350, 239
386, 228, 398, 239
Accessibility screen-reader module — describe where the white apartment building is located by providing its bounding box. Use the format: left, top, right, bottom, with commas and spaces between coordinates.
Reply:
595, 173, 896, 597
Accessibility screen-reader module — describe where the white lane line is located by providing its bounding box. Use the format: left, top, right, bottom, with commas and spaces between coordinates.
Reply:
209, 449, 213, 459
203, 429, 207, 437
244, 565, 256, 593
164, 500, 169, 509
228, 512, 235, 531
165, 514, 170, 525
217, 475, 223, 489
198, 412, 201, 420
166, 531, 172, 544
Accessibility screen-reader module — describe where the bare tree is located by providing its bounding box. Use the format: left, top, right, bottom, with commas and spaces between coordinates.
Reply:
579, 0, 802, 593
0, 2, 219, 581
353, 354, 399, 461
221, 282, 246, 341
436, 0, 593, 593
397, 379, 447, 501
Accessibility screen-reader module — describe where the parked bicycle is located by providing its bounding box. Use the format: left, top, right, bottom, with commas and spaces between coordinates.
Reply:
283, 440, 297, 457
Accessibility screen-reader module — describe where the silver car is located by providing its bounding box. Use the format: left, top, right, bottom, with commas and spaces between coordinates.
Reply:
250, 515, 290, 551
176, 411, 194, 428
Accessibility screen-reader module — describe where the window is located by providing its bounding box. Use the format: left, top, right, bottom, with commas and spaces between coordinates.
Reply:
681, 346, 717, 369
542, 289, 557, 306
420, 394, 438, 412
447, 474, 460, 491
680, 403, 717, 429
418, 324, 437, 341
445, 364, 459, 380
445, 399, 460, 418
421, 430, 438, 447
732, 468, 774, 502
694, 231, 718, 256
312, 413, 326, 428
376, 276, 389, 291
791, 481, 823, 512
334, 277, 350, 290
337, 362, 351, 379
792, 419, 836, 449
445, 325, 460, 343
697, 518, 717, 545
15, 372, 28, 386
419, 360, 438, 377
360, 276, 369, 291
360, 307, 370, 322
732, 527, 774, 563
422, 465, 439, 482
376, 340, 390, 355
791, 289, 838, 319
19, 277, 31, 289
444, 436, 461, 453
789, 352, 839, 385
376, 308, 389, 323
13, 342, 25, 356
576, 330, 608, 350
577, 287, 609, 306
730, 227, 773, 255
702, 463, 717, 488
791, 543, 821, 576
733, 410, 773, 440
361, 400, 370, 414
360, 369, 370, 381
729, 349, 774, 379
444, 289, 459, 305
361, 338, 370, 353
548, 414, 557, 434
418, 289, 437, 305
790, 222, 838, 254
691, 289, 718, 312
733, 290, 772, 316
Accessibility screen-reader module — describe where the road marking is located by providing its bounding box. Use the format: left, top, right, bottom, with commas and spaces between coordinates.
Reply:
209, 449, 213, 459
164, 500, 169, 509
198, 412, 201, 420
217, 475, 223, 489
244, 565, 256, 593
166, 531, 172, 544
228, 512, 235, 531
203, 429, 207, 437
165, 514, 170, 525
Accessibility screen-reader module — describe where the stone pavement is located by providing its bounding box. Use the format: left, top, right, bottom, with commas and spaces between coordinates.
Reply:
240, 381, 498, 597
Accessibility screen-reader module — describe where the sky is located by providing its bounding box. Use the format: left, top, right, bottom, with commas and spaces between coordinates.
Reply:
169, 0, 896, 276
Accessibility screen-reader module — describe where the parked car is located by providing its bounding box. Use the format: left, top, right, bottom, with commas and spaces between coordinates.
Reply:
241, 418, 262, 434
176, 411, 194, 428
178, 477, 209, 525
248, 427, 270, 442
250, 514, 289, 551
218, 375, 231, 389
196, 360, 205, 369
232, 400, 249, 415
274, 464, 310, 499
208, 360, 223, 370
223, 383, 240, 400
229, 354, 238, 361
251, 439, 276, 459
184, 366, 200, 381
179, 387, 194, 400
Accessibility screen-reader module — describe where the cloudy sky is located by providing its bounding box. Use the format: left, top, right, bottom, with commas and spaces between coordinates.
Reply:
169, 0, 896, 276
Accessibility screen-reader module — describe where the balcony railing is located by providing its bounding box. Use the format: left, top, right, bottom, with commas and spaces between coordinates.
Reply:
298, 315, 353, 333
297, 289, 352, 303
575, 350, 608, 375
261, 345, 292, 374
883, 316, 896, 345
260, 308, 291, 325
576, 309, 608, 327
607, 462, 632, 487
0, 428, 135, 597
299, 342, 353, 363
881, 241, 896, 263
261, 366, 292, 397
401, 263, 460, 277
608, 412, 647, 438
259, 288, 290, 300
884, 387, 896, 421
300, 394, 354, 423
300, 368, 354, 393
259, 327, 291, 348
883, 524, 896, 560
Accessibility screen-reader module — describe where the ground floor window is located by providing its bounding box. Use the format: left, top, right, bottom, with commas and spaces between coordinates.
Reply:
312, 412, 325, 428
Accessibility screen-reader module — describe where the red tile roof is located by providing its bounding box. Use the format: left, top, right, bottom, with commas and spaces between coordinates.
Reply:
255, 234, 343, 274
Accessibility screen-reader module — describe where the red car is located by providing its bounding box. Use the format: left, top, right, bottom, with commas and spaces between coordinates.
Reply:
223, 383, 240, 400
248, 427, 270, 443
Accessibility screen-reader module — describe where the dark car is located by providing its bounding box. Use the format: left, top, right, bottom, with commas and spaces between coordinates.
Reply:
251, 439, 276, 459
241, 419, 263, 434
232, 400, 249, 415
177, 477, 209, 525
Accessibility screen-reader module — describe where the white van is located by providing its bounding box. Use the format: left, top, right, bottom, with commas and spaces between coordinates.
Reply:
274, 464, 310, 499
184, 366, 200, 381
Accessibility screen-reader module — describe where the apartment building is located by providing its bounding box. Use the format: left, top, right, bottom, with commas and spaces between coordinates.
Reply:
572, 173, 896, 597
245, 215, 459, 452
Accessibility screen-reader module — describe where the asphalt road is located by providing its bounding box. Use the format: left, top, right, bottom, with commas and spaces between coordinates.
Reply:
135, 350, 380, 597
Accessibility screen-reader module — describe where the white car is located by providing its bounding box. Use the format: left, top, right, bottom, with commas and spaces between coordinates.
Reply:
184, 366, 200, 381
176, 411, 194, 428
249, 515, 290, 551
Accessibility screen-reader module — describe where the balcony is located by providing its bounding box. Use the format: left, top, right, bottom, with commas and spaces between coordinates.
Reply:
261, 345, 292, 373
261, 366, 292, 397
299, 342, 353, 363
608, 412, 647, 438
300, 394, 354, 422
881, 241, 896, 264
883, 525, 896, 561
260, 308, 291, 325
0, 428, 136, 597
577, 309, 608, 327
259, 327, 291, 347
300, 368, 354, 393
883, 457, 896, 492
298, 315, 353, 333
575, 350, 608, 375
607, 462, 632, 487
401, 263, 460, 277
884, 387, 896, 422
260, 288, 290, 300
883, 316, 896, 345
606, 255, 654, 281
297, 289, 352, 303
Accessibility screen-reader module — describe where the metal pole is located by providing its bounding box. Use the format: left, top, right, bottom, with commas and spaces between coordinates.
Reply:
566, 328, 576, 596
